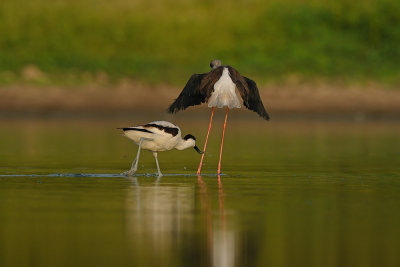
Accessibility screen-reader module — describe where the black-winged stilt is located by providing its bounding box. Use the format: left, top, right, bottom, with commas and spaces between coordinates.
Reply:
168, 59, 269, 175
119, 121, 203, 177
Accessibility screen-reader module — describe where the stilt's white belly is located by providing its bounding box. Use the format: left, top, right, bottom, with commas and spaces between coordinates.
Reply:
208, 68, 241, 109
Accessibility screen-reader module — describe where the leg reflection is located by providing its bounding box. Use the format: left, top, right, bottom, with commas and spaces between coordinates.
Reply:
197, 175, 236, 267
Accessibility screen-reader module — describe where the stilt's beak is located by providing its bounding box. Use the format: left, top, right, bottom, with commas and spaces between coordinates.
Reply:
194, 145, 204, 154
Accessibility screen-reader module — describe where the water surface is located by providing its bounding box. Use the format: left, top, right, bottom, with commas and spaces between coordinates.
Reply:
1, 115, 399, 267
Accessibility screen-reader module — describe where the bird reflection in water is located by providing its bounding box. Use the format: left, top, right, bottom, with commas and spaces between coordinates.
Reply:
124, 177, 195, 264
124, 176, 237, 267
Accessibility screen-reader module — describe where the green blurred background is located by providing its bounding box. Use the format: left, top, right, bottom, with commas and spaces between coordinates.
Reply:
1, 0, 399, 86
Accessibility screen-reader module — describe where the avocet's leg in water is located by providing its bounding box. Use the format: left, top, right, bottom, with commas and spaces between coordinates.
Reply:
152, 151, 163, 177
124, 138, 152, 176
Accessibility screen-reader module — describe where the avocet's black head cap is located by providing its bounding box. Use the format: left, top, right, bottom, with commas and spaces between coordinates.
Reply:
210, 59, 222, 69
183, 134, 203, 154
183, 134, 196, 141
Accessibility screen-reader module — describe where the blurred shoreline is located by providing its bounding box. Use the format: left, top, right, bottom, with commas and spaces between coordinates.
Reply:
1, 82, 399, 121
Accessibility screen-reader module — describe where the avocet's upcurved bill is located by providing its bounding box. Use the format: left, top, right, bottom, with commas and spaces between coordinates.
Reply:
119, 121, 202, 177
167, 60, 270, 175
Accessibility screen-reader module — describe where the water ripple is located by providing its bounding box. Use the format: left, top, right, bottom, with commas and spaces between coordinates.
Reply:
0, 173, 227, 178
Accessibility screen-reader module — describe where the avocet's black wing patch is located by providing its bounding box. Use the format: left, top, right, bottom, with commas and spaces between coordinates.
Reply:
120, 127, 154, 134
144, 123, 179, 136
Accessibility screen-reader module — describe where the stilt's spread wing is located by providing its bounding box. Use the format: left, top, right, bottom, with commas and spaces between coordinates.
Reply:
229, 67, 270, 120
167, 73, 207, 113
168, 67, 224, 113
241, 76, 270, 120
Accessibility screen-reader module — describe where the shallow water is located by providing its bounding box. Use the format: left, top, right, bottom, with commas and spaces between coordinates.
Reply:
1, 115, 399, 267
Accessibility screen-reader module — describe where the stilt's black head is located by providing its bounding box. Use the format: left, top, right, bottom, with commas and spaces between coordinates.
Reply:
210, 59, 222, 70
183, 134, 203, 154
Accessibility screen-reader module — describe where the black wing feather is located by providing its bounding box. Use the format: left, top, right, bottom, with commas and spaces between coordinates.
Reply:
119, 127, 153, 134
168, 73, 207, 113
241, 76, 270, 120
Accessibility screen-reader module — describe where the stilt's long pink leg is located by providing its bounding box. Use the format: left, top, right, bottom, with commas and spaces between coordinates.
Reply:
197, 107, 215, 175
217, 108, 229, 175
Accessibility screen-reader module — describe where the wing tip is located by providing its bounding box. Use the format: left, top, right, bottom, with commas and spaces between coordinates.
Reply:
262, 109, 271, 120
259, 111, 270, 121
167, 106, 179, 114
167, 103, 191, 114
116, 127, 130, 131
